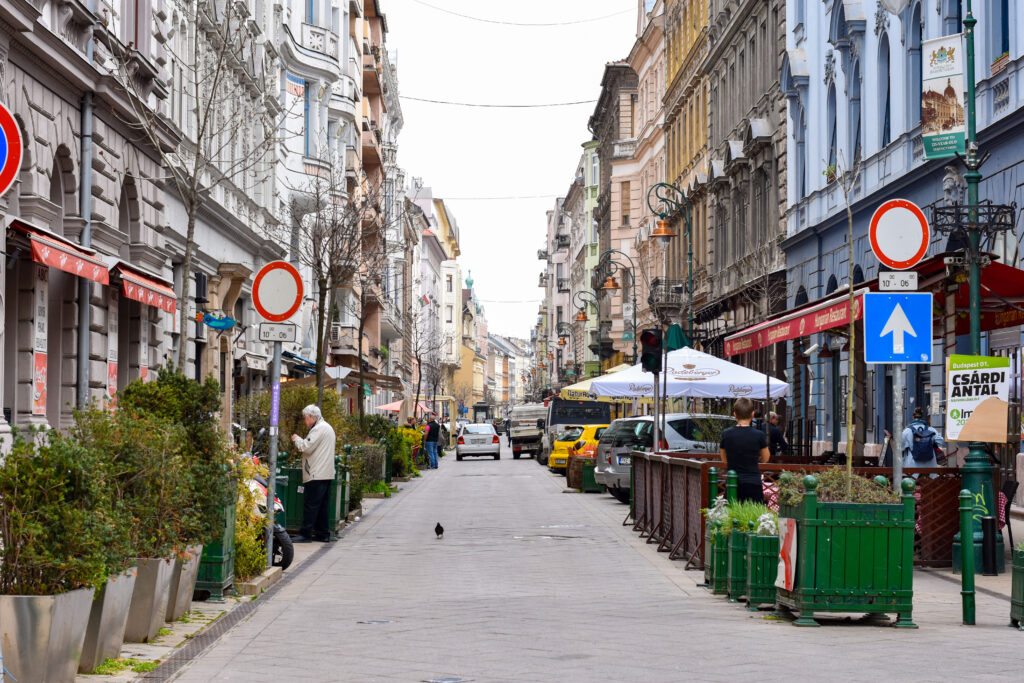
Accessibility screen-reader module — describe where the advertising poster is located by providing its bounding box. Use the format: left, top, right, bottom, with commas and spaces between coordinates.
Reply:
107, 361, 118, 406
945, 354, 1010, 442
32, 351, 47, 415
775, 517, 797, 591
922, 34, 966, 159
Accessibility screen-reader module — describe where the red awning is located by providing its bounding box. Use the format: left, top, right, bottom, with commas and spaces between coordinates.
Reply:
113, 264, 177, 313
724, 289, 868, 356
11, 221, 109, 285
955, 261, 1024, 334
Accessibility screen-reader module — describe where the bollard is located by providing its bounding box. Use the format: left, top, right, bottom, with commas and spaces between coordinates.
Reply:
725, 469, 738, 504
981, 516, 998, 576
959, 489, 976, 625
708, 467, 719, 502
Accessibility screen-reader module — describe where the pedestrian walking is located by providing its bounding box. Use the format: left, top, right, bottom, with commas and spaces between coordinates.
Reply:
767, 411, 789, 458
290, 404, 337, 543
718, 397, 770, 503
901, 407, 945, 468
424, 413, 441, 469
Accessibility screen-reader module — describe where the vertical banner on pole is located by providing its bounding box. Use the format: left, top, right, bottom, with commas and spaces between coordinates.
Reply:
922, 34, 966, 159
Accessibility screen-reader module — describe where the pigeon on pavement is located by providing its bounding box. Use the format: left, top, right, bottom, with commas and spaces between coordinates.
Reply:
435, 522, 444, 539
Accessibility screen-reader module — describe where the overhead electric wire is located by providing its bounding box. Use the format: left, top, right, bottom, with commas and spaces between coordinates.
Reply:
409, 0, 632, 26
400, 95, 597, 108
441, 194, 558, 201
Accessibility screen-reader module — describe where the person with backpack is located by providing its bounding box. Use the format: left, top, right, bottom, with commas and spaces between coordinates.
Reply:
901, 407, 946, 468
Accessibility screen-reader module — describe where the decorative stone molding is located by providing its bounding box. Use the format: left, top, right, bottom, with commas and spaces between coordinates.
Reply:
874, 5, 890, 36
823, 50, 836, 86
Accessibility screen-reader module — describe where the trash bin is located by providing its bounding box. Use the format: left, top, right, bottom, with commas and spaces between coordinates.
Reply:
581, 458, 602, 493
195, 502, 236, 601
568, 456, 586, 490
278, 464, 345, 539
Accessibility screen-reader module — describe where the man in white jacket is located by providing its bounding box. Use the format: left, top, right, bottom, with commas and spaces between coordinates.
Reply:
290, 404, 337, 542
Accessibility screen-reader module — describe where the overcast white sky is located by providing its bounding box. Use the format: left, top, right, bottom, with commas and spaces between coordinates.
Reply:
387, 0, 638, 338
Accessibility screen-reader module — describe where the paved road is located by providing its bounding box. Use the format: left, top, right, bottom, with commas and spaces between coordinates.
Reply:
176, 444, 1024, 682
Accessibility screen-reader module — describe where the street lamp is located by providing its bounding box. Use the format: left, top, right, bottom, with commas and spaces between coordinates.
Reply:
557, 321, 580, 379
598, 249, 639, 363
646, 182, 693, 343
573, 290, 601, 375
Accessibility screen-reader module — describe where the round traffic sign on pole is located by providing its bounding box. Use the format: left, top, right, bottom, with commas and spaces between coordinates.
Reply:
253, 260, 303, 322
0, 101, 24, 199
869, 199, 930, 270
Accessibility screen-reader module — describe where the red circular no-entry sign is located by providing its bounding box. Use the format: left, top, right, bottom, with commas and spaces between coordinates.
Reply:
869, 199, 930, 271
0, 101, 24, 199
253, 260, 304, 322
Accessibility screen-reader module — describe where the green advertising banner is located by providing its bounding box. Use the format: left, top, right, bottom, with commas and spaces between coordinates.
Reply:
945, 354, 1010, 443
922, 34, 966, 159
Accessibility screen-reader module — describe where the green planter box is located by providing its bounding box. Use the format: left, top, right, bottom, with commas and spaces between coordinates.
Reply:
703, 522, 713, 586
196, 502, 236, 602
711, 533, 729, 595
775, 476, 917, 627
581, 460, 602, 493
278, 465, 347, 539
746, 533, 779, 610
727, 530, 751, 602
1011, 549, 1024, 630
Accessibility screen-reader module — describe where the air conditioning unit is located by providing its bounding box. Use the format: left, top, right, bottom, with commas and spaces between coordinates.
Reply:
329, 323, 343, 346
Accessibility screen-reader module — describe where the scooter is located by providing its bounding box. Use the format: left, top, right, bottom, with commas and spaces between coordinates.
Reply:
247, 465, 294, 570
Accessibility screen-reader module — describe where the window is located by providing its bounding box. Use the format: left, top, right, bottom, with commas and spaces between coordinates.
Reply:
849, 62, 862, 163
795, 0, 805, 26
826, 84, 837, 170
590, 153, 599, 185
908, 3, 923, 127
303, 81, 311, 156
879, 36, 892, 147
796, 106, 807, 198
446, 305, 453, 323
446, 274, 452, 292
307, 0, 315, 23
620, 181, 631, 225
943, 0, 962, 35
991, 0, 1009, 62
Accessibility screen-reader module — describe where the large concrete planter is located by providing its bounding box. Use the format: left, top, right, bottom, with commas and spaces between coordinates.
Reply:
0, 585, 95, 682
79, 568, 138, 673
775, 476, 917, 627
166, 544, 203, 622
124, 557, 175, 642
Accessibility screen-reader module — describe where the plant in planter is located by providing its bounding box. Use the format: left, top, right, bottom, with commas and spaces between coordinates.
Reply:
746, 511, 780, 611
1011, 543, 1024, 630
775, 470, 917, 627
701, 496, 729, 592
0, 429, 111, 682
724, 501, 773, 603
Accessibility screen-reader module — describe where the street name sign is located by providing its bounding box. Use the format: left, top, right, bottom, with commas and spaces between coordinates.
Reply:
879, 271, 918, 291
253, 260, 303, 322
259, 322, 297, 343
0, 101, 24, 198
864, 292, 933, 364
869, 199, 930, 270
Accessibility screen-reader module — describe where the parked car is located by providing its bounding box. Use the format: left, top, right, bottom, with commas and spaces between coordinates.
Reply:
456, 423, 501, 461
547, 423, 609, 473
595, 414, 735, 503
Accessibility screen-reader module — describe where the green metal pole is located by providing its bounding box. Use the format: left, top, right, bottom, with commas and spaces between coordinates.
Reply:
686, 207, 693, 344
954, 0, 999, 575
959, 489, 976, 624
631, 278, 638, 363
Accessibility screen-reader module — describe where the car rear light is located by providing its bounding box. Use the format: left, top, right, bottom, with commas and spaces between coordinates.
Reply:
607, 454, 612, 465
659, 438, 668, 451
457, 436, 465, 445
492, 435, 500, 444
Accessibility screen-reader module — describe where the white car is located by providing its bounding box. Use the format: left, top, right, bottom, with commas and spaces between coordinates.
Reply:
456, 424, 501, 461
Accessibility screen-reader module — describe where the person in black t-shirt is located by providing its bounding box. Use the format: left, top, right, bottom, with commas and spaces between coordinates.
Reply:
718, 398, 770, 503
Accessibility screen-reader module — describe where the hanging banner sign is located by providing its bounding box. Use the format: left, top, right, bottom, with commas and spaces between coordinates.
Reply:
945, 354, 1009, 443
922, 34, 966, 159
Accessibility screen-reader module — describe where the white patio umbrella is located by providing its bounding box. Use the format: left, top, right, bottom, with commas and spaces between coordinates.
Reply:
588, 346, 788, 400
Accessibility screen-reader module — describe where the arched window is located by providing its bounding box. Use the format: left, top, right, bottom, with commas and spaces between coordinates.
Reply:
716, 201, 729, 269
826, 274, 838, 295
794, 285, 809, 307
118, 176, 142, 245
853, 265, 865, 284
908, 3, 923, 127
849, 61, 862, 163
879, 34, 892, 147
797, 106, 807, 197
826, 85, 838, 170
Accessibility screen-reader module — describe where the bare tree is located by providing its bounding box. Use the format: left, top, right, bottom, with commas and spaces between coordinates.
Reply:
739, 243, 788, 436
408, 307, 445, 418
102, 0, 285, 368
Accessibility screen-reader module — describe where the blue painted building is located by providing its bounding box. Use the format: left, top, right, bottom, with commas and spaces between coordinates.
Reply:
728, 0, 1022, 458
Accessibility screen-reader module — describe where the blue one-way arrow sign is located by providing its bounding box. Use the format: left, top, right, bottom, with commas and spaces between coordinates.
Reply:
864, 292, 933, 364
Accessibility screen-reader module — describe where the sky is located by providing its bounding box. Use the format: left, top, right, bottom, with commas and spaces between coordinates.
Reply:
386, 0, 638, 338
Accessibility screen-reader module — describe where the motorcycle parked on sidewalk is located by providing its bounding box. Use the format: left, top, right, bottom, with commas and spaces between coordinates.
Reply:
247, 444, 294, 570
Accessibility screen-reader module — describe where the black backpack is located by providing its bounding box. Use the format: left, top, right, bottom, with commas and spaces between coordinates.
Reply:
910, 422, 936, 462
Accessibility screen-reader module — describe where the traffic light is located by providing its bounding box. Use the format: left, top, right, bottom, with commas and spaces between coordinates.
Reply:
639, 328, 663, 373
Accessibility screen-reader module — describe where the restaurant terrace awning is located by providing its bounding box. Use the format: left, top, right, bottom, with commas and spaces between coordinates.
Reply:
111, 262, 177, 313
10, 220, 109, 284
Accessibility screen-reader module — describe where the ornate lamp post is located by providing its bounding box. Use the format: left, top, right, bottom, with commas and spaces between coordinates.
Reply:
557, 321, 580, 379
646, 182, 693, 342
598, 250, 639, 363
573, 290, 602, 375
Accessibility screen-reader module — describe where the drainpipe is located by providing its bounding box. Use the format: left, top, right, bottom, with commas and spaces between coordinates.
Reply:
76, 5, 95, 408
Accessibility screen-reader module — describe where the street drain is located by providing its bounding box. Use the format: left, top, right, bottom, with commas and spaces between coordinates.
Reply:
513, 534, 578, 541
423, 678, 472, 683
356, 619, 393, 624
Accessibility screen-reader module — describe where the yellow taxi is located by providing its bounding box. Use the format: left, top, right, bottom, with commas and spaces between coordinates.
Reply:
548, 424, 609, 473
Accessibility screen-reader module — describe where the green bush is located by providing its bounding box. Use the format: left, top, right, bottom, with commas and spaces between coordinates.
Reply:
0, 430, 110, 595
777, 467, 900, 507
233, 458, 266, 582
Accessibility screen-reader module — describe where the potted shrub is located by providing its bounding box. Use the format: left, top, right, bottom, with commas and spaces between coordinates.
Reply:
775, 470, 917, 627
725, 501, 772, 603
746, 510, 780, 611
701, 496, 729, 594
0, 430, 109, 682
1011, 543, 1024, 629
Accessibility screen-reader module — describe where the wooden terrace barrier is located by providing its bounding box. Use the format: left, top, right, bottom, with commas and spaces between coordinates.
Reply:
630, 451, 967, 569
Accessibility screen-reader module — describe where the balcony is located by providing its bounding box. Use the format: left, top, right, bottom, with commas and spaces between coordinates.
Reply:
537, 249, 549, 260
329, 323, 359, 356
612, 139, 637, 159
302, 156, 332, 180
538, 273, 548, 287
362, 48, 381, 94
345, 146, 359, 179
301, 23, 339, 59
361, 126, 382, 167
380, 296, 403, 340
554, 234, 570, 250
557, 278, 570, 293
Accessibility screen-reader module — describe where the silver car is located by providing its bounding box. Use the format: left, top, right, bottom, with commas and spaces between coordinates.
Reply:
455, 423, 501, 461
595, 414, 735, 503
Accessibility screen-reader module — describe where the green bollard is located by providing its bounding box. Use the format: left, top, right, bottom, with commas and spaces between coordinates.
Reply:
708, 467, 719, 502
960, 489, 976, 625
725, 469, 738, 504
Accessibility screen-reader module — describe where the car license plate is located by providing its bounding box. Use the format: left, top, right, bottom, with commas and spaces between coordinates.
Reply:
618, 455, 631, 465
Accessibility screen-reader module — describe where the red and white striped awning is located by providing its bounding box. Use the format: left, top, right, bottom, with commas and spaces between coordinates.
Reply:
11, 220, 109, 284
112, 264, 177, 313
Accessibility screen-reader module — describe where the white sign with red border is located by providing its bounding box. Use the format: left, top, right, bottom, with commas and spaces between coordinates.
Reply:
0, 101, 24, 199
253, 260, 303, 322
869, 199, 930, 271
